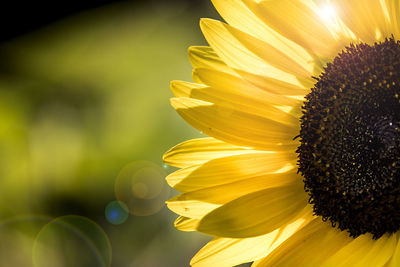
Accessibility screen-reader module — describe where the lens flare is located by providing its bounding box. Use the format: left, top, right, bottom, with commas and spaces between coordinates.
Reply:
105, 200, 129, 225
0, 215, 52, 267
114, 161, 170, 216
32, 215, 112, 267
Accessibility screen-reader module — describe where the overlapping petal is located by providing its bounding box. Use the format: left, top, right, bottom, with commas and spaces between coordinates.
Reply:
196, 184, 307, 238
188, 46, 237, 75
171, 78, 301, 119
200, 18, 301, 85
174, 216, 199, 232
191, 210, 313, 267
242, 0, 351, 59
210, 0, 316, 74
166, 198, 220, 219
322, 233, 396, 267
333, 0, 393, 43
169, 171, 300, 205
166, 151, 296, 192
384, 0, 400, 38
253, 219, 353, 266
171, 97, 299, 150
191, 68, 302, 107
191, 233, 281, 267
163, 137, 250, 168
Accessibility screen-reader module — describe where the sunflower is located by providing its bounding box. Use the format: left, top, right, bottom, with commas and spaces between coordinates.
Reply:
164, 0, 400, 266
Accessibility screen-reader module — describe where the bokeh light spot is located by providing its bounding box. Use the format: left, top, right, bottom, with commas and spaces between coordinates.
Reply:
105, 201, 129, 225
0, 215, 52, 267
115, 161, 170, 216
132, 182, 149, 199
32, 215, 112, 267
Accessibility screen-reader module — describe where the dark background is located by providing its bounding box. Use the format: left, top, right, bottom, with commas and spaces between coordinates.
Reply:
0, 0, 207, 42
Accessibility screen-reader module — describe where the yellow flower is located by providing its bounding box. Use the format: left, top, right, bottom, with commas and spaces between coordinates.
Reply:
164, 0, 400, 266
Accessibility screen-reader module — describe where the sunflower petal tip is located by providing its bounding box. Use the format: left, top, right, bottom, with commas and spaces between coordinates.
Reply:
187, 45, 195, 54
162, 151, 169, 163
199, 18, 214, 30
170, 80, 177, 90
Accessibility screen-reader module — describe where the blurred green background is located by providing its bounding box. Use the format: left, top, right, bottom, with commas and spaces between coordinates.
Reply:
0, 1, 220, 266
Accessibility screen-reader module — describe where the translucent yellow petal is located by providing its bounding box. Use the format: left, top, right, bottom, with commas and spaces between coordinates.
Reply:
174, 216, 199, 232
192, 69, 202, 84
197, 184, 307, 238
242, 0, 344, 59
384, 0, 400, 39
172, 76, 300, 123
334, 0, 392, 43
388, 233, 400, 267
210, 0, 316, 74
202, 19, 313, 80
192, 207, 314, 267
192, 232, 281, 267
190, 69, 301, 122
253, 219, 353, 266
170, 80, 208, 98
235, 69, 310, 96
192, 236, 276, 267
192, 67, 302, 107
188, 46, 237, 75
166, 198, 220, 219
323, 233, 396, 267
163, 137, 250, 168
171, 171, 301, 205
200, 18, 301, 85
260, 207, 315, 257
171, 97, 299, 151
167, 151, 297, 192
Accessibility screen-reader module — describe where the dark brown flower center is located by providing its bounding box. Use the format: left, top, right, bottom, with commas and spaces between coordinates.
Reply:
297, 37, 400, 238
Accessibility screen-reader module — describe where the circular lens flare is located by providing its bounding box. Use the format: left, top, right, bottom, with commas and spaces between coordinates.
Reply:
105, 201, 129, 225
114, 161, 170, 216
0, 215, 52, 267
32, 215, 112, 267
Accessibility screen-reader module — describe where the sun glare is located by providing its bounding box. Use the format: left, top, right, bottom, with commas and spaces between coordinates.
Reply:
318, 4, 337, 22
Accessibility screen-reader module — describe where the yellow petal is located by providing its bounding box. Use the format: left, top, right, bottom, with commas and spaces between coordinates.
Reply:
235, 69, 310, 96
200, 18, 301, 85
174, 216, 199, 232
202, 19, 313, 80
323, 232, 397, 267
192, 207, 314, 267
192, 67, 302, 107
163, 137, 249, 168
253, 219, 353, 266
171, 171, 301, 205
188, 46, 237, 75
334, 0, 392, 43
242, 0, 343, 59
166, 198, 220, 219
384, 0, 400, 39
172, 76, 300, 122
170, 80, 207, 98
192, 232, 281, 267
190, 69, 300, 122
171, 97, 299, 151
167, 151, 297, 192
210, 0, 316, 74
388, 232, 400, 267
197, 184, 307, 238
